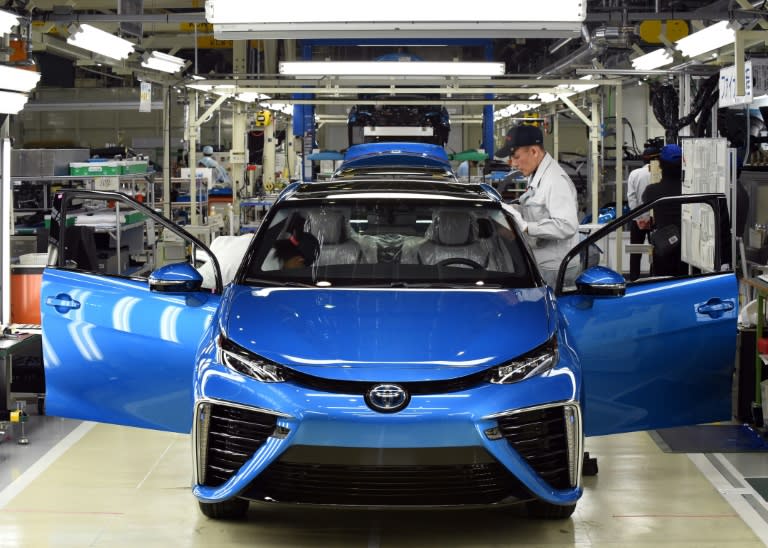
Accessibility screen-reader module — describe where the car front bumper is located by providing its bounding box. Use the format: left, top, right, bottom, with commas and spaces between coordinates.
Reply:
192, 365, 583, 507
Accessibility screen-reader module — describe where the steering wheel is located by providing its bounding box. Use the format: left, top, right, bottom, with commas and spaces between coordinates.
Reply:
436, 258, 484, 270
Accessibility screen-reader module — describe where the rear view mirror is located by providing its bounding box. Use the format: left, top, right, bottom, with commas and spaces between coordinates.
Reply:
575, 266, 626, 297
149, 263, 203, 293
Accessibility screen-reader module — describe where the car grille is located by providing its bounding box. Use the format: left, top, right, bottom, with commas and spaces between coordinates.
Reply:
282, 367, 489, 395
496, 406, 571, 490
240, 446, 533, 506
201, 404, 277, 487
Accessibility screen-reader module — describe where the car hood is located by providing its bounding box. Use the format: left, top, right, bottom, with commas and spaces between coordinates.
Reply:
221, 286, 552, 382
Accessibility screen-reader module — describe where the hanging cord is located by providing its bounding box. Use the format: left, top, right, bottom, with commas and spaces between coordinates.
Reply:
650, 74, 719, 143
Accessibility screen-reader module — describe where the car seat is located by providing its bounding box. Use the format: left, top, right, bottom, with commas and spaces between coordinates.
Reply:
416, 210, 491, 268
307, 211, 367, 266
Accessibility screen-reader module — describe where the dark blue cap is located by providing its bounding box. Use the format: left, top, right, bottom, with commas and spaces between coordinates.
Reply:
660, 144, 682, 164
495, 125, 544, 158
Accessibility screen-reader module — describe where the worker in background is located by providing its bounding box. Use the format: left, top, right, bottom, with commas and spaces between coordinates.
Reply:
198, 145, 232, 186
642, 143, 686, 277
495, 125, 580, 286
456, 159, 478, 180
273, 232, 320, 269
626, 144, 660, 281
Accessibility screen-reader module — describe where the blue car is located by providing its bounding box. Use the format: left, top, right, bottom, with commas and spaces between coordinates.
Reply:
332, 142, 457, 181
41, 182, 736, 520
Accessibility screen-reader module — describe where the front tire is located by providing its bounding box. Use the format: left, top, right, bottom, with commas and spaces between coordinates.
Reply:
198, 498, 249, 520
526, 500, 577, 519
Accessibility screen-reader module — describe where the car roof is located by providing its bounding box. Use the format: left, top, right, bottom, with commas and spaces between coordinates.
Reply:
336, 142, 453, 174
282, 180, 499, 203
331, 167, 457, 182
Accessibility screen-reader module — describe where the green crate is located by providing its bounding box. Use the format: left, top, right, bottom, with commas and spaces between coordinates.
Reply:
44, 216, 76, 228
121, 161, 148, 174
69, 162, 122, 176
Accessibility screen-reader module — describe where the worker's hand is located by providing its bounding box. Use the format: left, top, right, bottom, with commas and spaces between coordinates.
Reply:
501, 202, 528, 233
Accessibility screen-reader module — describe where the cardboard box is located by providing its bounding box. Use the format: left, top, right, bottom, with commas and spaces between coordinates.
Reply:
95, 247, 129, 275
13, 148, 90, 177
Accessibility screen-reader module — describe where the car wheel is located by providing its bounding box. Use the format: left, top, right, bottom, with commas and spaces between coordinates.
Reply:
198, 498, 249, 520
526, 500, 577, 519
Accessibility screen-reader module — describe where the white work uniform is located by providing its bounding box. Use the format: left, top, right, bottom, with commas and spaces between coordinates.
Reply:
627, 165, 651, 222
199, 155, 232, 185
517, 152, 580, 285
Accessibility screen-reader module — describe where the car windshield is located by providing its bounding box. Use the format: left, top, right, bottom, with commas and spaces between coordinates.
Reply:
242, 197, 535, 288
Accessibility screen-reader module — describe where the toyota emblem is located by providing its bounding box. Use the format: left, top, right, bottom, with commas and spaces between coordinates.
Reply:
365, 384, 410, 413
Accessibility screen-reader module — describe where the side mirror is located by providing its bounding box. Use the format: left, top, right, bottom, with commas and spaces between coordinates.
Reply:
575, 266, 626, 297
149, 262, 203, 293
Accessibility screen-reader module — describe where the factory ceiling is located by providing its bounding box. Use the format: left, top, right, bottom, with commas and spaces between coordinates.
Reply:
6, 0, 768, 112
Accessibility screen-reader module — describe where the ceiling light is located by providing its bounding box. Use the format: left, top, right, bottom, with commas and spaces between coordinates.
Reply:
280, 61, 505, 77
236, 92, 271, 102
66, 24, 135, 61
185, 83, 271, 103
631, 48, 674, 71
675, 21, 736, 58
206, 0, 585, 39
0, 65, 40, 92
141, 51, 188, 74
0, 90, 28, 114
0, 9, 19, 34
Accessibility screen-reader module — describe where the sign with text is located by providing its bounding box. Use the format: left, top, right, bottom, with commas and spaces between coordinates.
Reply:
719, 59, 768, 108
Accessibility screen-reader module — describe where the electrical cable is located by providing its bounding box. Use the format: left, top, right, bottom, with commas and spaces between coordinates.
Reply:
650, 74, 719, 143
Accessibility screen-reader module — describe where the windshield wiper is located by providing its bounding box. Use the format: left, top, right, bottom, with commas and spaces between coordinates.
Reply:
387, 281, 502, 289
244, 277, 317, 288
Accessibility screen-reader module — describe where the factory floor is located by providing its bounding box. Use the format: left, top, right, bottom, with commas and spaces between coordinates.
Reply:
0, 412, 767, 547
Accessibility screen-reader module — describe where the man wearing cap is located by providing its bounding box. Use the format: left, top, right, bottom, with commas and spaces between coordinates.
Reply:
198, 145, 232, 185
626, 144, 660, 280
642, 143, 686, 276
496, 124, 580, 286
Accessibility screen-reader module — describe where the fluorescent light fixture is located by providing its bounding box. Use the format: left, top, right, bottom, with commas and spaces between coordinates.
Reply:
237, 92, 271, 102
280, 61, 505, 77
67, 24, 135, 61
206, 0, 585, 39
557, 75, 599, 93
141, 51, 187, 74
185, 83, 270, 102
260, 102, 293, 115
675, 21, 736, 58
0, 90, 28, 114
0, 65, 40, 92
0, 9, 19, 34
632, 48, 674, 70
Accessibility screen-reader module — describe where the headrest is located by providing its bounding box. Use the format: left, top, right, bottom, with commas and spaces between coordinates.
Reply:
432, 211, 475, 246
309, 211, 346, 244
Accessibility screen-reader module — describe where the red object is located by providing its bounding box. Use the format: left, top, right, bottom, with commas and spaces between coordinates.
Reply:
758, 337, 768, 355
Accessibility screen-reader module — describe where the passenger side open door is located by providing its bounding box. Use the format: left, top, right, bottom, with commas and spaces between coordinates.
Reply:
556, 194, 737, 436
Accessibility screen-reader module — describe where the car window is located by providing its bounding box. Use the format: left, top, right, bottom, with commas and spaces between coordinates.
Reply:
558, 197, 727, 292
54, 193, 213, 281
243, 199, 534, 288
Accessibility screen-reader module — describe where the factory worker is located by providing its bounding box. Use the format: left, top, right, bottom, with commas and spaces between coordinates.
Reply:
198, 145, 232, 185
496, 125, 580, 287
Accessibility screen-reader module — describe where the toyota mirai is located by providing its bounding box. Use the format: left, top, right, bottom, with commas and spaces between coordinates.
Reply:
41, 180, 737, 520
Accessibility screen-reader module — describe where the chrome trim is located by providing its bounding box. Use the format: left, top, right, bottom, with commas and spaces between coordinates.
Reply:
483, 400, 583, 490
482, 399, 574, 421
191, 397, 294, 486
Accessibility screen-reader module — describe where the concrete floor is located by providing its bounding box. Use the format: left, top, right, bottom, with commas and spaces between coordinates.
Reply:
0, 413, 766, 547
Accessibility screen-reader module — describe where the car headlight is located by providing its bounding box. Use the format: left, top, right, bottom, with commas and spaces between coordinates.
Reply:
217, 336, 287, 382
487, 337, 558, 384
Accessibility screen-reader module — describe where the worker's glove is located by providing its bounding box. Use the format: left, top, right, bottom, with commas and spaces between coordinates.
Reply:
501, 202, 528, 233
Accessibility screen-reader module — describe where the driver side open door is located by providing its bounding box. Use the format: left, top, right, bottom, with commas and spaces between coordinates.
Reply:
42, 190, 222, 433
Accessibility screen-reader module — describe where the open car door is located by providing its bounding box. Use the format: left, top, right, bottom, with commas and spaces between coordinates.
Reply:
556, 194, 737, 436
42, 190, 223, 433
